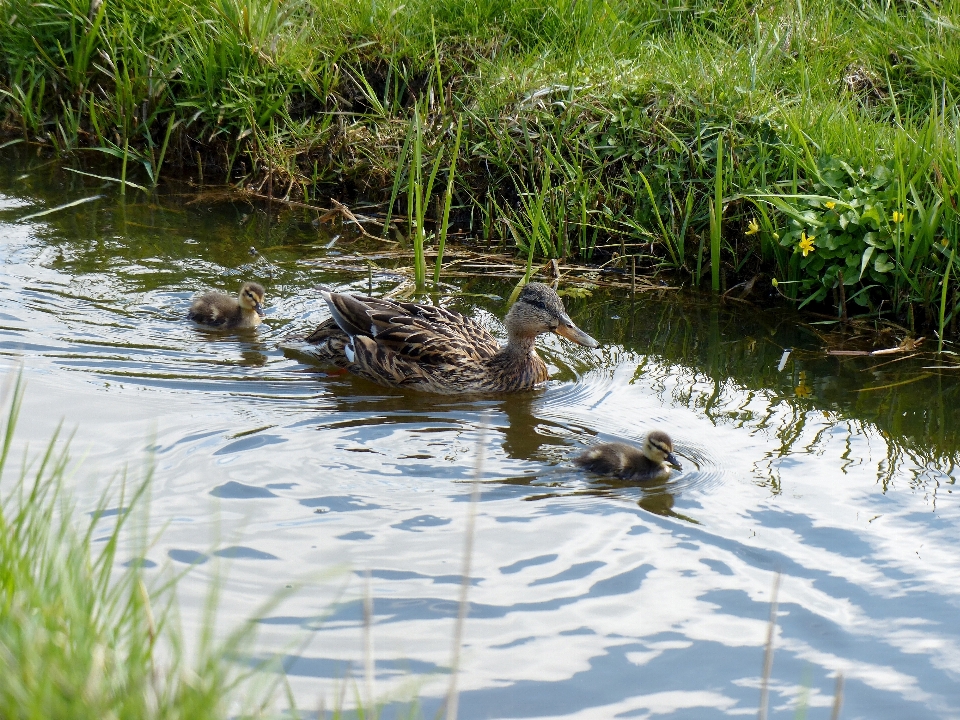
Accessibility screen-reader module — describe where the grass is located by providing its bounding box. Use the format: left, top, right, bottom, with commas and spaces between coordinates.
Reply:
0, 374, 284, 719
2, 0, 959, 328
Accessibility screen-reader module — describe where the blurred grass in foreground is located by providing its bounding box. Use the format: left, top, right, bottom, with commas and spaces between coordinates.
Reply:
0, 374, 282, 720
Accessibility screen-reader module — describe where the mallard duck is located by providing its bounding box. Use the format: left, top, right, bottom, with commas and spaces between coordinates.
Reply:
296, 282, 598, 393
574, 430, 682, 482
188, 282, 265, 329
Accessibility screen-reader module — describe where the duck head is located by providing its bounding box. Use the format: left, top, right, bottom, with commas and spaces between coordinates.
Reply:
643, 430, 682, 470
239, 282, 266, 317
505, 282, 598, 347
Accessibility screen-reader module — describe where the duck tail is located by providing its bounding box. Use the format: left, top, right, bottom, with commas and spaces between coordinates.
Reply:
323, 291, 374, 338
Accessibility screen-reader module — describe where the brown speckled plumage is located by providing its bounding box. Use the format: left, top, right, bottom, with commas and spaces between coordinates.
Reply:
575, 430, 682, 482
188, 282, 265, 330
297, 282, 598, 394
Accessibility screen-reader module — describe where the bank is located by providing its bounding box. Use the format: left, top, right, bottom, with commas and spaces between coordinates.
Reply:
1, 0, 958, 336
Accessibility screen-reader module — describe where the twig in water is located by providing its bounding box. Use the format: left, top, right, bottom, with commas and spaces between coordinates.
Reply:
246, 193, 387, 240
445, 412, 487, 720
546, 258, 560, 290
758, 572, 781, 720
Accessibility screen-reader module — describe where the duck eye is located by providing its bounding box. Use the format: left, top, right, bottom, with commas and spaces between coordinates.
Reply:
522, 297, 549, 312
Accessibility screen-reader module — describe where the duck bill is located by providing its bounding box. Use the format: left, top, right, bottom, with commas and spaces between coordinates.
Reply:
666, 452, 682, 471
255, 303, 266, 318
555, 318, 599, 348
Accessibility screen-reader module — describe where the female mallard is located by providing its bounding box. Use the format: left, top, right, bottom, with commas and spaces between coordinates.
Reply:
575, 430, 682, 482
188, 282, 265, 329
297, 282, 598, 393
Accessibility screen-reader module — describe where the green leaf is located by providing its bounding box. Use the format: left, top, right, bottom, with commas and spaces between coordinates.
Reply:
874, 252, 895, 273
860, 205, 882, 227
872, 164, 894, 183
859, 246, 875, 279
839, 211, 858, 229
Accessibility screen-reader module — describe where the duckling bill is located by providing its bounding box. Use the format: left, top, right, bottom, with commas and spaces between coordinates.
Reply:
290, 282, 598, 394
574, 430, 682, 483
188, 282, 265, 330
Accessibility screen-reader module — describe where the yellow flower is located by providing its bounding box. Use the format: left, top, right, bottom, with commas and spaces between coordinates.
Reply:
794, 383, 813, 398
798, 232, 816, 257
892, 210, 905, 223
745, 218, 760, 235
773, 232, 780, 239
825, 201, 836, 210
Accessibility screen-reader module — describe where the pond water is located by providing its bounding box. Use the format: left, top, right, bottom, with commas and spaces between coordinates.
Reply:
1, 150, 959, 719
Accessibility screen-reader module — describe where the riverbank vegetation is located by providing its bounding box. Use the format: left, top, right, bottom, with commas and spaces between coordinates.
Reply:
1, 0, 958, 334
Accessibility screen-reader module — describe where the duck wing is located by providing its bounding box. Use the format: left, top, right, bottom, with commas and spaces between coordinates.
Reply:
322, 292, 500, 364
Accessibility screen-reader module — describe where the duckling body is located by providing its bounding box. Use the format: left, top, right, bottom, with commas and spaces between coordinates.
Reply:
575, 430, 682, 482
188, 282, 265, 330
298, 282, 598, 394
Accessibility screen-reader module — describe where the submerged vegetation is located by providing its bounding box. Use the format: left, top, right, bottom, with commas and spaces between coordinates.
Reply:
1, 0, 959, 332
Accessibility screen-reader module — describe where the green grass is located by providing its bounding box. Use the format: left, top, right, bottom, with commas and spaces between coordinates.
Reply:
0, 376, 282, 719
1, 0, 959, 331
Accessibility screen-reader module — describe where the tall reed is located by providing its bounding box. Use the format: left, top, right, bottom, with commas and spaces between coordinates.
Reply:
434, 115, 464, 285
710, 133, 724, 293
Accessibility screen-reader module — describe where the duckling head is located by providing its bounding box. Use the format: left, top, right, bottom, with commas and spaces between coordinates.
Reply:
644, 430, 682, 470
505, 282, 598, 347
238, 282, 266, 317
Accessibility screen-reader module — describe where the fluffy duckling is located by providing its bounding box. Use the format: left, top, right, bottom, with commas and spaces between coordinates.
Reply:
296, 282, 598, 393
574, 430, 682, 482
188, 282, 265, 330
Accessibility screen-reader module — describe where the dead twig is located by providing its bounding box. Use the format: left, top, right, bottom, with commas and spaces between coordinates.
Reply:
826, 337, 925, 356
247, 192, 387, 240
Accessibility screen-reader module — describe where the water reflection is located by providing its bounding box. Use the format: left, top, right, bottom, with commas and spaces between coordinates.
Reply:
1, 148, 959, 719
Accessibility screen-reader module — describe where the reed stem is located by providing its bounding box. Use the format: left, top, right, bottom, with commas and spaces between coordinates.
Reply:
711, 133, 723, 293
939, 247, 955, 353
758, 572, 781, 720
435, 115, 464, 285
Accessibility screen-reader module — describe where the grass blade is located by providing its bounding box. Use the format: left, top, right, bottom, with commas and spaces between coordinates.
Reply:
18, 194, 103, 221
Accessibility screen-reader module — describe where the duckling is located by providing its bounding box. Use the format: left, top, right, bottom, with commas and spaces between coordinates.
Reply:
188, 282, 266, 330
292, 282, 599, 394
574, 430, 682, 482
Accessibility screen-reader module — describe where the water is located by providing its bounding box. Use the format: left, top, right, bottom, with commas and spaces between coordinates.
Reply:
1, 151, 959, 719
